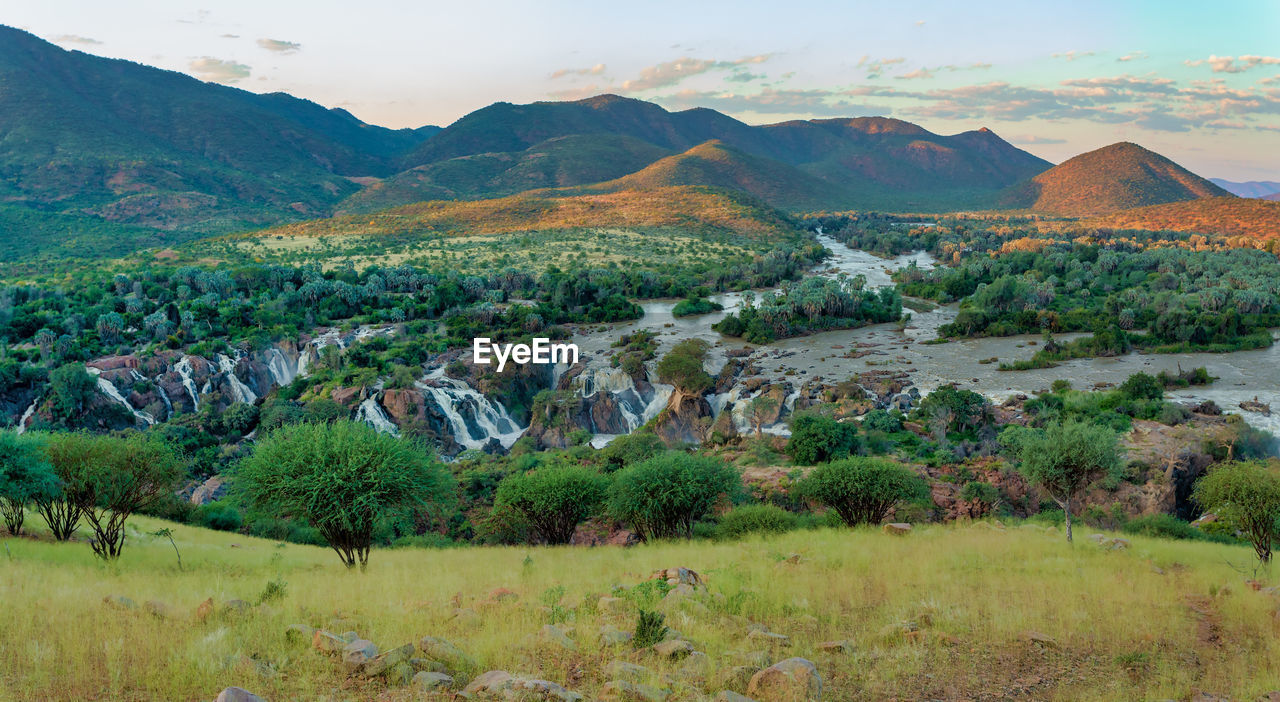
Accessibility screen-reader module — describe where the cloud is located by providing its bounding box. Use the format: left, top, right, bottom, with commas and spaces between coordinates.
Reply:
1059, 75, 1180, 95
220, 33, 240, 39
1186, 55, 1280, 73
1261, 75, 1280, 86
550, 63, 606, 80
725, 70, 765, 83
915, 20, 926, 26
1117, 52, 1147, 62
620, 54, 771, 92
52, 34, 101, 45
188, 57, 251, 83
856, 55, 906, 78
1007, 135, 1068, 145
658, 87, 891, 117
896, 68, 934, 80
547, 83, 609, 100
1052, 50, 1096, 61
257, 38, 301, 53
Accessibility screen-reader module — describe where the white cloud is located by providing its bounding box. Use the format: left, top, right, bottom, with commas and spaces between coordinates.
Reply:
188, 57, 251, 83
1186, 55, 1280, 73
52, 34, 101, 45
257, 38, 301, 53
620, 54, 772, 92
1052, 50, 1096, 61
550, 63, 606, 80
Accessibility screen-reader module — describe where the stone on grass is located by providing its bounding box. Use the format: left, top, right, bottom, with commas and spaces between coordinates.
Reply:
599, 596, 628, 614
410, 657, 447, 674
312, 630, 349, 654
815, 640, 851, 653
747, 658, 822, 702
103, 595, 137, 610
605, 661, 653, 681
214, 687, 265, 702
599, 626, 633, 646
360, 643, 414, 677
221, 599, 252, 617
881, 523, 912, 535
651, 639, 694, 660
747, 630, 790, 647
463, 670, 582, 701
599, 680, 671, 702
540, 624, 577, 650
413, 671, 454, 691
650, 567, 705, 589
488, 587, 519, 603
1023, 631, 1057, 648
419, 635, 477, 671
714, 692, 758, 702
1107, 538, 1131, 551
384, 661, 414, 686
1087, 533, 1107, 544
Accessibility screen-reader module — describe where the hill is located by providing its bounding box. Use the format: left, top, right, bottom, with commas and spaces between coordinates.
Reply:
0, 26, 436, 244
1210, 178, 1280, 198
1084, 196, 1280, 242
1001, 142, 1230, 216
388, 94, 1051, 212
2, 513, 1272, 700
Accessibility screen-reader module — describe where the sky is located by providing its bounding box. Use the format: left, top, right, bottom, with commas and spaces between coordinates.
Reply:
7, 0, 1280, 179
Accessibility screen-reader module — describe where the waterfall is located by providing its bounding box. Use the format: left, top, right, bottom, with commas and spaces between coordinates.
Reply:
154, 380, 173, 420
15, 397, 39, 435
417, 369, 525, 450
572, 364, 672, 433
87, 368, 155, 425
217, 354, 258, 404
175, 356, 201, 411
356, 396, 399, 435
265, 348, 297, 387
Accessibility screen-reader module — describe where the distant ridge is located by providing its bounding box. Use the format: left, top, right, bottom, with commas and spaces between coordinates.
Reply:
1001, 142, 1230, 216
1084, 196, 1280, 242
1210, 178, 1280, 198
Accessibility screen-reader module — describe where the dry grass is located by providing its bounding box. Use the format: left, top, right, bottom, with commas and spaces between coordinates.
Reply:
2, 515, 1279, 701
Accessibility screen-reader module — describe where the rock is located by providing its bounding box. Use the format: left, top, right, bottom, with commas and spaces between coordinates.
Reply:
599, 596, 629, 614
385, 661, 414, 686
599, 680, 671, 702
605, 661, 653, 682
360, 643, 414, 677
599, 626, 634, 646
815, 640, 851, 653
144, 600, 171, 619
344, 638, 378, 658
463, 670, 582, 701
1024, 631, 1057, 648
1107, 538, 1130, 550
221, 599, 252, 617
882, 523, 912, 535
488, 587, 519, 603
783, 553, 801, 564
714, 693, 758, 702
747, 630, 790, 647
419, 635, 477, 672
410, 657, 447, 674
651, 639, 695, 660
103, 594, 138, 610
1087, 533, 1107, 544
312, 630, 349, 654
650, 567, 705, 589
718, 667, 758, 693
214, 687, 266, 702
540, 624, 577, 650
747, 658, 822, 702
189, 475, 228, 505
413, 671, 454, 691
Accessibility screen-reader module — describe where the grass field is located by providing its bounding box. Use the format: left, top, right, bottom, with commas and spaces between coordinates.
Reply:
2, 515, 1278, 701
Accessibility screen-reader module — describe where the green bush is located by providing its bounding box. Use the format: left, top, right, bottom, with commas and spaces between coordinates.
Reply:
608, 452, 740, 541
1194, 459, 1280, 562
715, 504, 799, 539
599, 432, 665, 471
656, 339, 713, 394
787, 413, 860, 465
0, 431, 59, 536
1120, 372, 1163, 401
1122, 514, 1233, 543
494, 464, 610, 544
861, 409, 903, 434
672, 295, 724, 318
193, 502, 243, 532
798, 458, 929, 526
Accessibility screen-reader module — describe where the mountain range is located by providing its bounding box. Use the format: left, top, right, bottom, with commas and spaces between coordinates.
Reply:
1210, 179, 1280, 199
0, 25, 1259, 261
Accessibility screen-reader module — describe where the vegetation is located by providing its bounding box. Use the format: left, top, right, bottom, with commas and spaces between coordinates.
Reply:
1002, 421, 1123, 542
714, 276, 901, 343
798, 458, 930, 526
655, 339, 714, 394
1194, 460, 1280, 563
787, 413, 860, 465
606, 452, 739, 541
1084, 196, 1280, 243
236, 420, 455, 569
671, 294, 724, 318
0, 431, 57, 535
493, 464, 609, 544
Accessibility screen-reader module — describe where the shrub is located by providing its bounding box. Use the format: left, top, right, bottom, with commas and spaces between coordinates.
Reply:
72, 433, 187, 559
672, 296, 724, 318
608, 452, 740, 541
237, 420, 455, 569
716, 504, 799, 539
633, 610, 669, 649
494, 464, 610, 544
193, 502, 243, 532
1194, 459, 1280, 562
656, 339, 713, 394
861, 409, 903, 434
1002, 421, 1122, 542
798, 458, 930, 526
788, 413, 859, 465
1123, 514, 1232, 543
0, 431, 59, 536
1120, 372, 1163, 401
599, 432, 665, 471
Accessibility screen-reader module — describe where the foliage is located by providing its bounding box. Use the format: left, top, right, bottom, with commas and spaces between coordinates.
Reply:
236, 420, 455, 568
715, 504, 800, 539
787, 413, 860, 465
607, 452, 739, 541
0, 431, 58, 535
1194, 460, 1280, 562
714, 275, 901, 343
672, 295, 724, 318
1002, 421, 1123, 542
1119, 372, 1163, 401
494, 464, 609, 544
599, 432, 665, 471
798, 458, 930, 527
633, 609, 669, 649
655, 339, 713, 394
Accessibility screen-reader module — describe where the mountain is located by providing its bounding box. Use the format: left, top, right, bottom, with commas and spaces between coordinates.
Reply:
557, 140, 858, 211
0, 26, 436, 245
1001, 142, 1231, 216
390, 94, 1051, 212
1263, 192, 1280, 202
1083, 196, 1280, 242
1210, 178, 1280, 198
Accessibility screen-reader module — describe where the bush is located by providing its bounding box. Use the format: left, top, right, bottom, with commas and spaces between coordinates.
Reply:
71, 433, 187, 559
861, 409, 902, 434
599, 432, 665, 471
1194, 459, 1280, 562
1120, 372, 1163, 401
716, 504, 799, 539
656, 339, 713, 394
608, 452, 740, 541
237, 420, 455, 569
788, 413, 859, 465
672, 296, 724, 318
1122, 514, 1232, 543
633, 610, 668, 649
193, 502, 243, 532
494, 464, 610, 544
0, 431, 59, 536
798, 458, 929, 526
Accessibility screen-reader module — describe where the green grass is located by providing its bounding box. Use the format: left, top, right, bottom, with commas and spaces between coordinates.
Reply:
3, 513, 1279, 701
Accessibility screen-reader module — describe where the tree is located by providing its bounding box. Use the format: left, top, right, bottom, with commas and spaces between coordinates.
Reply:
36, 432, 104, 541
48, 363, 97, 422
749, 395, 780, 437
237, 420, 454, 569
1119, 372, 1163, 401
599, 432, 665, 472
607, 452, 739, 541
76, 434, 186, 559
787, 413, 859, 465
494, 464, 609, 544
1002, 421, 1122, 542
798, 458, 929, 526
0, 432, 59, 536
1194, 460, 1280, 563
656, 339, 713, 394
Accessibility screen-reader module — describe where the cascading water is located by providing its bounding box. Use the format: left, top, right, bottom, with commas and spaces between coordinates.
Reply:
217, 354, 258, 404
416, 369, 525, 450
15, 397, 39, 435
175, 356, 201, 411
265, 348, 297, 387
356, 395, 399, 435
87, 367, 155, 425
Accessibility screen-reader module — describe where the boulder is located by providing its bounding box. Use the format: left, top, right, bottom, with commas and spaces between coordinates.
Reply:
747, 630, 790, 647
715, 693, 758, 702
312, 630, 349, 654
599, 627, 634, 646
413, 671, 454, 691
189, 475, 228, 505
650, 567, 705, 589
599, 680, 671, 702
605, 661, 653, 682
463, 670, 583, 701
815, 640, 851, 653
419, 635, 477, 672
360, 643, 414, 677
103, 595, 138, 611
214, 688, 265, 702
651, 639, 695, 660
746, 658, 822, 702
540, 624, 577, 650
881, 523, 912, 535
